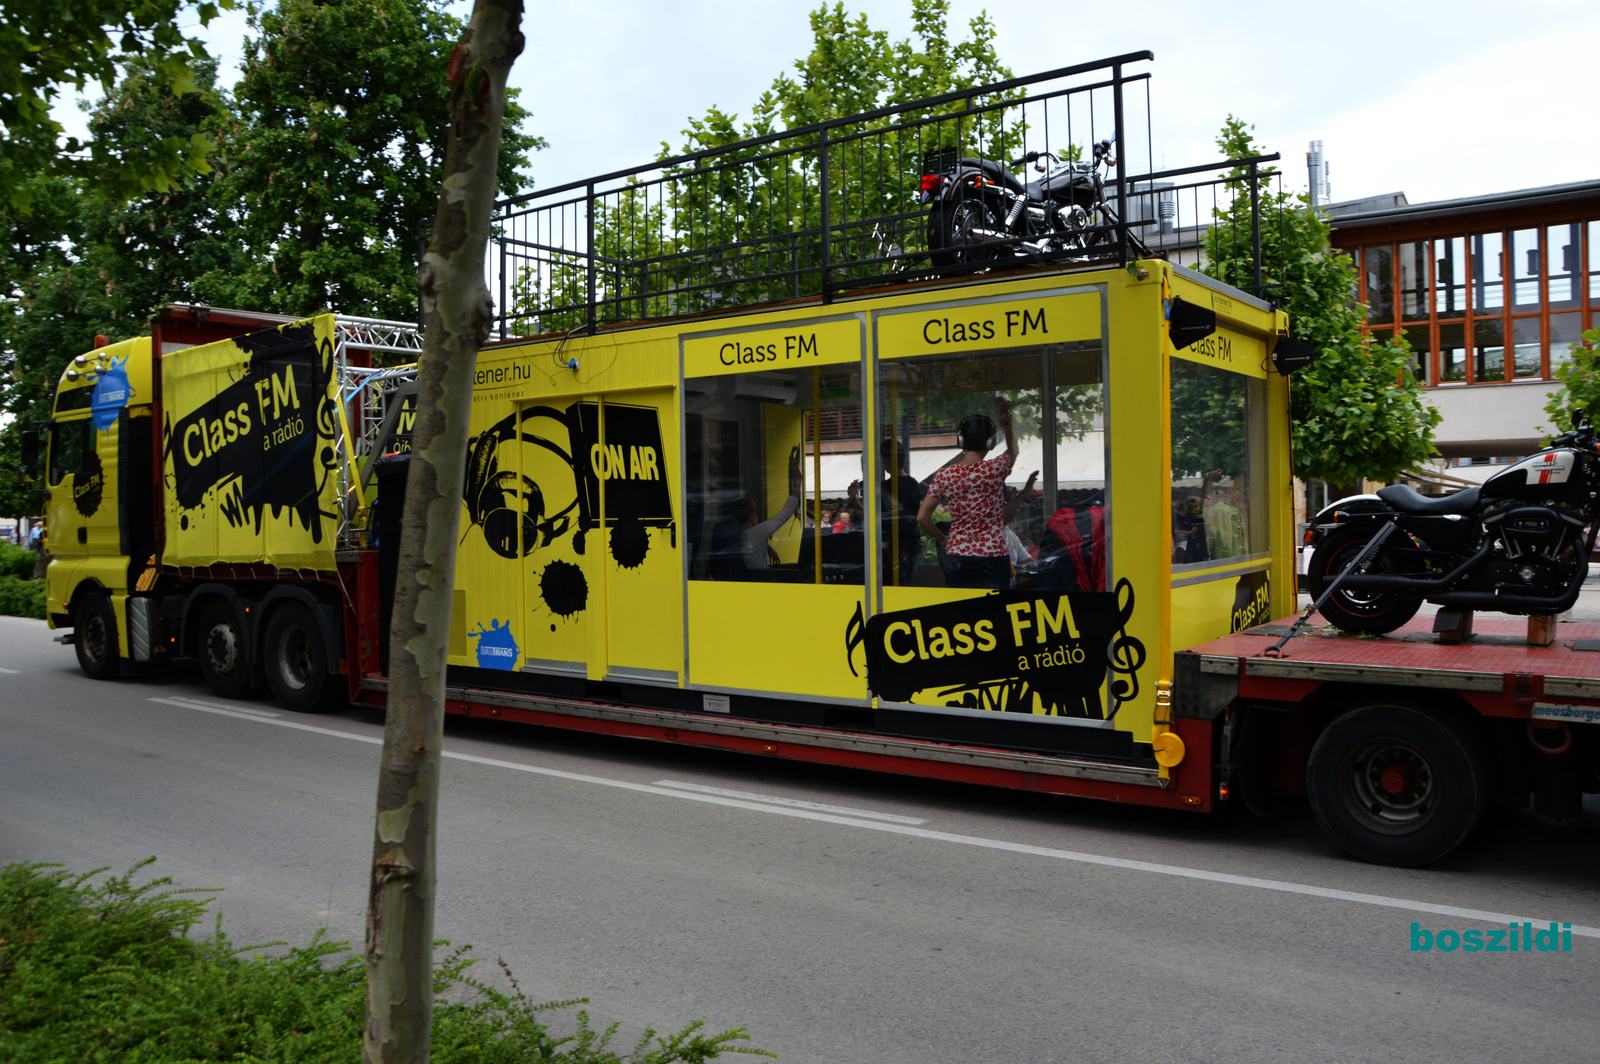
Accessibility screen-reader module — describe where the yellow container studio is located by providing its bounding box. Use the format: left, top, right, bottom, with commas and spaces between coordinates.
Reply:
442, 260, 1294, 766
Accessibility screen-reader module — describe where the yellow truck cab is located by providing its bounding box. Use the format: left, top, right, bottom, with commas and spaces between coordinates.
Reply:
42, 337, 156, 675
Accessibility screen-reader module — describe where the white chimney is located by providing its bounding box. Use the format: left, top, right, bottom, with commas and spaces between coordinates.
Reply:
1307, 140, 1331, 207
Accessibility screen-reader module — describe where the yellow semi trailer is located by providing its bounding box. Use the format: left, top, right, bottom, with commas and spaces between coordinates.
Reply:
31, 259, 1295, 819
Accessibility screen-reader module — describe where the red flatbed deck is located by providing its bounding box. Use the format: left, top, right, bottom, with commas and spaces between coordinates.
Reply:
1183, 612, 1600, 720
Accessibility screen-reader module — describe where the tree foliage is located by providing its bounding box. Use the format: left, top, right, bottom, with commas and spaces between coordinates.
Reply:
1200, 116, 1440, 486
1542, 327, 1600, 439
0, 0, 235, 210
514, 0, 1024, 331
195, 0, 543, 321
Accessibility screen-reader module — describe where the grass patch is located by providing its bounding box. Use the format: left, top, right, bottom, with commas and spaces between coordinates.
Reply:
0, 577, 45, 619
0, 860, 773, 1062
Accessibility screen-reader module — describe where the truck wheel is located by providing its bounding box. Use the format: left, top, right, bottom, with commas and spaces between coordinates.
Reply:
73, 592, 119, 681
263, 603, 338, 712
1306, 704, 1486, 867
197, 599, 252, 699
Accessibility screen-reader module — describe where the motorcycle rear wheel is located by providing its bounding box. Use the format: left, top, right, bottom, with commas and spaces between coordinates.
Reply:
927, 190, 1002, 268
1307, 525, 1423, 635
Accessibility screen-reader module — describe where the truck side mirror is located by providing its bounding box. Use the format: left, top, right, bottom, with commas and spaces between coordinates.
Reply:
19, 428, 39, 482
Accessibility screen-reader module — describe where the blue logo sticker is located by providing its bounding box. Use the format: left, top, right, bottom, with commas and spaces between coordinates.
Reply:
468, 619, 519, 670
90, 356, 134, 430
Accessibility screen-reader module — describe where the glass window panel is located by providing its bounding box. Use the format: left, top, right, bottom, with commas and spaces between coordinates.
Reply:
1364, 245, 1394, 325
1439, 322, 1466, 382
1402, 324, 1431, 385
877, 341, 1105, 590
1510, 228, 1541, 309
1169, 360, 1267, 568
1547, 223, 1582, 310
1591, 220, 1600, 303
1512, 317, 1542, 378
1473, 318, 1505, 383
685, 363, 864, 584
1551, 312, 1584, 370
1398, 241, 1431, 321
1435, 236, 1467, 318
1472, 231, 1503, 313
48, 418, 92, 486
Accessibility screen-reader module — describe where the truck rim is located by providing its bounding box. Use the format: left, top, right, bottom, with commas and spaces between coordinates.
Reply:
276, 624, 313, 692
206, 621, 240, 678
81, 611, 108, 666
1344, 737, 1437, 834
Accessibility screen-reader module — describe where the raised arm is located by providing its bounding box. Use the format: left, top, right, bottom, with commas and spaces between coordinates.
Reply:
916, 489, 945, 548
996, 396, 1019, 461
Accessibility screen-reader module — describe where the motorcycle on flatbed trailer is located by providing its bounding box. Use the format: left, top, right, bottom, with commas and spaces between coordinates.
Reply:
1178, 611, 1600, 866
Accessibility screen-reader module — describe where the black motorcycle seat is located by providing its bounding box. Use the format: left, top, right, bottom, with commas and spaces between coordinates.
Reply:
1376, 483, 1480, 516
956, 158, 1025, 194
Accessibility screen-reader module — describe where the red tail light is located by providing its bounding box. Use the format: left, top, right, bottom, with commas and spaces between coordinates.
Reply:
920, 173, 945, 193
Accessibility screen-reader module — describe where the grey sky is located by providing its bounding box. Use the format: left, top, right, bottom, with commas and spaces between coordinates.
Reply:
59, 0, 1600, 207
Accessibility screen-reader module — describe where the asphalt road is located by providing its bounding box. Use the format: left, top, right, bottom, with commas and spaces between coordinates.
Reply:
3, 613, 1598, 1062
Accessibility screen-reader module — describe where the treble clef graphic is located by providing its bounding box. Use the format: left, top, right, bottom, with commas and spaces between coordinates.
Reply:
844, 601, 867, 677
1105, 577, 1146, 721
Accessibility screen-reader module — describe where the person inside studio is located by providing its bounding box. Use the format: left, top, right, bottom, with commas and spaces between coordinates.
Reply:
916, 396, 1020, 590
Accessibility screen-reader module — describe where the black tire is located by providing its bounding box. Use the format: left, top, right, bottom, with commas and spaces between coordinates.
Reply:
927, 190, 1002, 268
1307, 525, 1422, 635
73, 592, 119, 681
1307, 704, 1487, 867
262, 602, 340, 712
197, 599, 252, 699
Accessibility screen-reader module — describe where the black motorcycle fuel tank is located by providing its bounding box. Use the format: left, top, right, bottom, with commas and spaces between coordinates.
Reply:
1481, 448, 1585, 501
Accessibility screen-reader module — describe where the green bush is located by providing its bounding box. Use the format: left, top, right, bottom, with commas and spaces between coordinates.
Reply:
0, 541, 36, 579
0, 577, 45, 619
0, 861, 773, 1063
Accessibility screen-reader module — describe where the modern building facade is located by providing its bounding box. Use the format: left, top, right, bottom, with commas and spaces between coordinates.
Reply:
1326, 179, 1600, 474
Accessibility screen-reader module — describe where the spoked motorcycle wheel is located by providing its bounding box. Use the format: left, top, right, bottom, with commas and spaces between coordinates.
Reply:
927, 190, 1002, 269
1307, 525, 1423, 635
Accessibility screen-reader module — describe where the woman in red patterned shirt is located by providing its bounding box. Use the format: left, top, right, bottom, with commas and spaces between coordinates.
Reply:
916, 397, 1020, 590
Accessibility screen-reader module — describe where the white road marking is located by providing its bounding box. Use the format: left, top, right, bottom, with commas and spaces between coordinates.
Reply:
149, 695, 1600, 938
0, 666, 19, 674
653, 779, 928, 824
157, 695, 281, 718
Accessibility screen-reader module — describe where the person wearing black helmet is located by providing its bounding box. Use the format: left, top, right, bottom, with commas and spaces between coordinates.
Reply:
916, 396, 1020, 589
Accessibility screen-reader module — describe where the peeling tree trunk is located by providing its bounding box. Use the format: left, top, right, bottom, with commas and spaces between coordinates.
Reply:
363, 4, 523, 1062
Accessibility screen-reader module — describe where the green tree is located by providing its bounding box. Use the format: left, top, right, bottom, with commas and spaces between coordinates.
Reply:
1201, 116, 1440, 486
1541, 327, 1600, 438
1, 58, 233, 432
0, 0, 235, 211
515, 0, 1029, 328
198, 0, 543, 321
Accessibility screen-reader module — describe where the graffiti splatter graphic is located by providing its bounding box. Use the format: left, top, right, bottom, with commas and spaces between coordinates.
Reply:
610, 517, 649, 569
468, 619, 520, 670
73, 449, 104, 517
540, 560, 588, 618
164, 320, 337, 541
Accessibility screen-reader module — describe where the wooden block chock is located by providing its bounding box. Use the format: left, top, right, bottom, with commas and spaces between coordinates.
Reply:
1433, 608, 1474, 645
1527, 613, 1558, 647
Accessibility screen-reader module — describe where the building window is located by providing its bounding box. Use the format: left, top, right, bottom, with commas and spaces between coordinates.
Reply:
1353, 217, 1598, 385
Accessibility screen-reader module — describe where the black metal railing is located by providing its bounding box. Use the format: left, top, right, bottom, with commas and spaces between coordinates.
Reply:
486, 51, 1286, 339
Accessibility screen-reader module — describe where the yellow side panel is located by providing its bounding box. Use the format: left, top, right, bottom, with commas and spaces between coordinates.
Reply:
689, 582, 867, 700
1171, 569, 1272, 655
162, 315, 339, 570
604, 390, 682, 680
